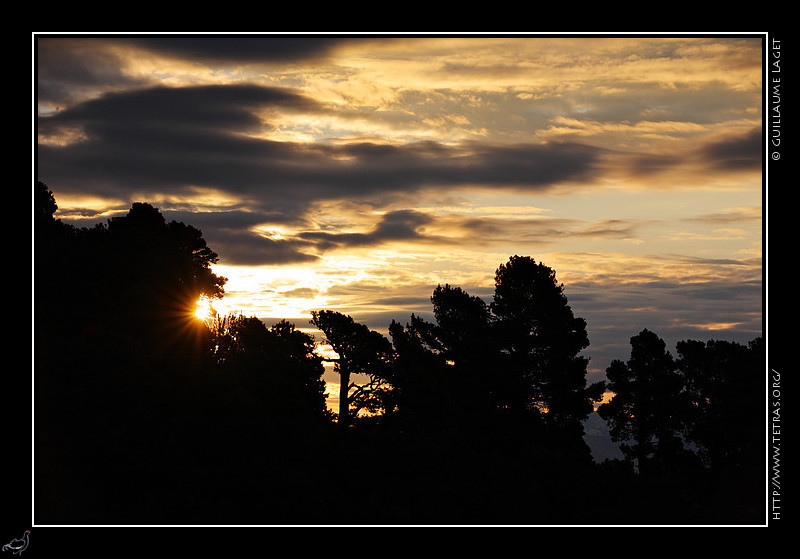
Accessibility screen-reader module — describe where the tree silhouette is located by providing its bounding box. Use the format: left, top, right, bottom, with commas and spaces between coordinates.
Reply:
598, 329, 691, 475
426, 287, 496, 397
388, 286, 500, 433
388, 315, 455, 430
35, 184, 227, 362
269, 319, 330, 419
35, 180, 58, 224
208, 314, 329, 422
34, 182, 234, 523
104, 202, 226, 340
387, 258, 603, 460
491, 256, 603, 425
430, 284, 499, 403
676, 337, 764, 473
311, 310, 394, 425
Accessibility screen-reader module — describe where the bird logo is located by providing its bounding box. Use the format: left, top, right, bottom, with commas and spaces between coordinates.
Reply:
2, 531, 29, 555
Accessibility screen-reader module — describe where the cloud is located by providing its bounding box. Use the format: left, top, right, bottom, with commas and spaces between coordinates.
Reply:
37, 83, 324, 202
203, 227, 322, 266
36, 36, 357, 110
248, 207, 650, 262
698, 127, 762, 170
594, 126, 762, 186
160, 209, 320, 266
36, 38, 148, 109
681, 206, 762, 229
37, 83, 607, 218
563, 274, 762, 379
38, 82, 319, 140
456, 215, 645, 246
194, 225, 320, 266
299, 209, 436, 249
127, 36, 350, 64
164, 209, 300, 229
280, 287, 320, 298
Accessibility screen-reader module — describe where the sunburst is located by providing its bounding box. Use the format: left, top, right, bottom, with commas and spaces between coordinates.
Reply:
193, 295, 215, 321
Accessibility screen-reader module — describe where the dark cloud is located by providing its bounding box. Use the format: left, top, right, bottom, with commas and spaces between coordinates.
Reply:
699, 127, 763, 170
36, 38, 147, 107
39, 83, 317, 138
455, 141, 601, 187
37, 83, 605, 217
299, 210, 435, 249
37, 83, 325, 204
158, 209, 319, 265
129, 36, 350, 63
601, 126, 763, 182
206, 228, 319, 266
36, 36, 354, 108
164, 209, 301, 230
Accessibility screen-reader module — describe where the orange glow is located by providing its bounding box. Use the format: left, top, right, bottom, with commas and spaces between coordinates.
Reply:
593, 391, 616, 411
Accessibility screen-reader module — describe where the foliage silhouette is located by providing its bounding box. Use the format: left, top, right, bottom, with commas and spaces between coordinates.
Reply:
208, 314, 330, 422
491, 256, 605, 431
34, 181, 766, 525
310, 310, 394, 425
388, 258, 604, 463
388, 285, 499, 434
676, 337, 764, 474
598, 329, 696, 476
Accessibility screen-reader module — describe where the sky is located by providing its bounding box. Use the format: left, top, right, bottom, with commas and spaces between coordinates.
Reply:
34, 33, 764, 399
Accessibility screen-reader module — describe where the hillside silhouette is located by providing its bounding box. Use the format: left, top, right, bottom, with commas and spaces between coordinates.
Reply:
34, 181, 765, 525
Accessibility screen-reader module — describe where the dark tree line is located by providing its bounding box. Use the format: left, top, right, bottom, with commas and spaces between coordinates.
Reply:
599, 329, 763, 477
33, 181, 765, 525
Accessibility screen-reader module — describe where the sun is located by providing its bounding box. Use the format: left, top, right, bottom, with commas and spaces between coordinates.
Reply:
193, 296, 215, 321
